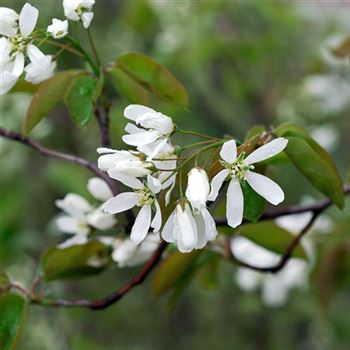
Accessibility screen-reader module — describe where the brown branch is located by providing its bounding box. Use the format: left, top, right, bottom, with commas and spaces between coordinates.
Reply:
227, 185, 350, 273
95, 106, 111, 148
215, 184, 350, 226
28, 241, 168, 310
0, 127, 119, 196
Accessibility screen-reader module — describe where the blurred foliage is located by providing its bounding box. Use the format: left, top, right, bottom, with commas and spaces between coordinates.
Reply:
1, 0, 350, 349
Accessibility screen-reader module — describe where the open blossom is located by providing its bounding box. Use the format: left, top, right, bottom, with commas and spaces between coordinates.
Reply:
231, 236, 309, 306
47, 18, 68, 39
97, 147, 153, 188
208, 138, 288, 228
111, 233, 160, 267
56, 178, 116, 248
63, 0, 95, 29
103, 175, 162, 245
122, 105, 175, 160
0, 3, 55, 94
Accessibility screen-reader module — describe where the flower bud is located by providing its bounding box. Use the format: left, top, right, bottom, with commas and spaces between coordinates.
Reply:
185, 167, 210, 211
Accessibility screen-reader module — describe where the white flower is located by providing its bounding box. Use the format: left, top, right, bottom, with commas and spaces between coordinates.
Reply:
208, 138, 288, 228
231, 236, 309, 307
103, 175, 162, 245
97, 147, 153, 188
122, 105, 175, 160
63, 0, 95, 29
161, 200, 217, 253
111, 233, 160, 267
47, 18, 68, 39
185, 167, 210, 211
24, 44, 56, 84
55, 178, 116, 248
0, 3, 55, 94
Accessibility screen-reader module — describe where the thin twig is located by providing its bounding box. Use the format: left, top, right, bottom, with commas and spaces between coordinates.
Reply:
95, 106, 111, 148
0, 127, 118, 196
30, 241, 168, 310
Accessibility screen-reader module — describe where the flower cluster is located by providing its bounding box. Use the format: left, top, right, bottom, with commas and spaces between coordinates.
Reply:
98, 104, 288, 254
0, 0, 95, 94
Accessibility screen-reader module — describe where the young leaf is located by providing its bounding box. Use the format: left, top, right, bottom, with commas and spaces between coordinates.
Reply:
64, 75, 98, 128
237, 221, 307, 259
244, 125, 266, 141
11, 80, 38, 94
40, 240, 111, 281
0, 271, 10, 296
152, 250, 201, 298
0, 292, 28, 350
108, 66, 149, 104
108, 52, 188, 107
241, 181, 266, 223
22, 70, 86, 135
276, 123, 344, 209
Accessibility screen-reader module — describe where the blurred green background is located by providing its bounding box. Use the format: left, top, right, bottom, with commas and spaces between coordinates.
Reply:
1, 1, 350, 349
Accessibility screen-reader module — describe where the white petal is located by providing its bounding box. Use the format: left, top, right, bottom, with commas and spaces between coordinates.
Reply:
96, 147, 116, 154
147, 175, 162, 194
102, 192, 138, 214
56, 216, 82, 234
176, 204, 197, 251
124, 104, 156, 121
245, 171, 284, 205
226, 178, 244, 228
107, 169, 144, 190
130, 204, 152, 244
220, 139, 237, 163
185, 168, 209, 210
244, 138, 288, 165
87, 177, 113, 201
81, 12, 93, 28
19, 3, 38, 37
208, 169, 229, 201
55, 193, 92, 219
27, 44, 48, 66
164, 176, 176, 206
125, 122, 143, 134
57, 235, 88, 249
86, 207, 116, 230
0, 71, 19, 94
122, 130, 159, 146
201, 207, 217, 241
151, 200, 162, 232
161, 212, 176, 242
0, 8, 19, 36
12, 52, 24, 76
193, 213, 207, 249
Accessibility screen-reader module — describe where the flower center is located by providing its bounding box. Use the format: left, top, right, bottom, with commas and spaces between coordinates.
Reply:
136, 187, 155, 206
10, 34, 27, 56
222, 153, 254, 181
76, 5, 89, 16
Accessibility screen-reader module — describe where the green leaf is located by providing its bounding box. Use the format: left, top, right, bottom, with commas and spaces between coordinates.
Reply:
64, 75, 98, 128
237, 221, 307, 259
276, 123, 344, 209
108, 66, 149, 104
0, 293, 28, 350
108, 52, 188, 107
152, 250, 200, 298
40, 240, 110, 282
23, 70, 86, 135
11, 80, 38, 94
0, 271, 10, 296
244, 125, 265, 141
241, 181, 266, 223
196, 253, 220, 290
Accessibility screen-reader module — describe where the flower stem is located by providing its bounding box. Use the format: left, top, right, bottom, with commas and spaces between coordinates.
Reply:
176, 127, 220, 141
87, 27, 101, 66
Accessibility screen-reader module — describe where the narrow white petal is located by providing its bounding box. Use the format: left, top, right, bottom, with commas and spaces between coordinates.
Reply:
208, 169, 229, 201
220, 139, 237, 163
245, 171, 284, 205
176, 204, 197, 251
81, 12, 94, 28
96, 147, 116, 154
151, 200, 162, 232
125, 122, 143, 134
164, 177, 176, 206
193, 213, 207, 249
19, 3, 38, 37
161, 212, 175, 242
130, 204, 152, 244
87, 178, 113, 201
57, 235, 88, 249
124, 104, 156, 121
122, 130, 159, 146
102, 192, 138, 214
107, 169, 143, 189
12, 52, 24, 76
226, 178, 244, 228
56, 216, 80, 234
147, 175, 162, 194
145, 137, 168, 160
244, 138, 288, 165
0, 8, 19, 36
201, 207, 217, 241
27, 44, 48, 66
86, 208, 116, 230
